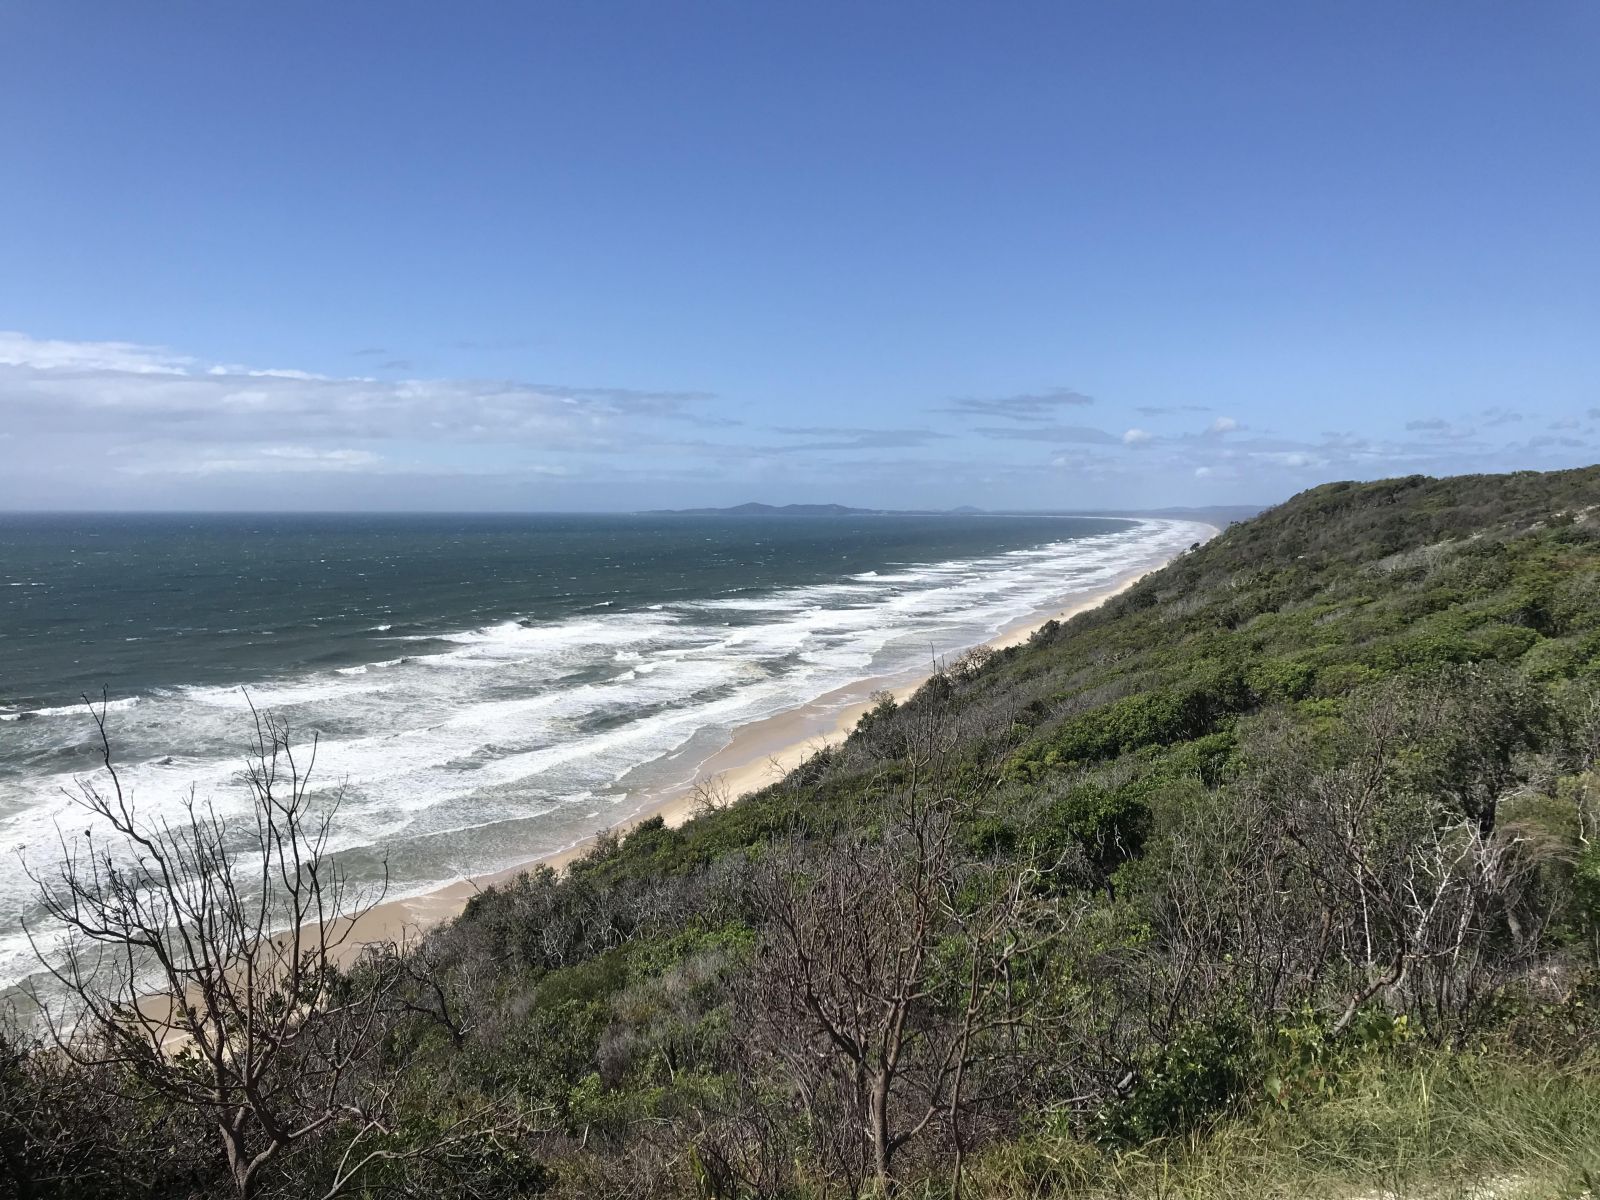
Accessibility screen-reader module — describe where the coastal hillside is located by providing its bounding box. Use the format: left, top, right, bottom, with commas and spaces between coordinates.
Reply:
7, 466, 1600, 1198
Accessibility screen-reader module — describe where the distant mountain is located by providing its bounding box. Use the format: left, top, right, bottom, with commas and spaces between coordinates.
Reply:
645, 502, 1263, 523
649, 502, 882, 516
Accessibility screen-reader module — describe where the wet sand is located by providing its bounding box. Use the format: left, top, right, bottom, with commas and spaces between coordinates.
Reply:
341, 549, 1195, 953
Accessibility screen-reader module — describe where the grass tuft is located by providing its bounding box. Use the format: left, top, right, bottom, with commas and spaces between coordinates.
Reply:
963, 1051, 1600, 1199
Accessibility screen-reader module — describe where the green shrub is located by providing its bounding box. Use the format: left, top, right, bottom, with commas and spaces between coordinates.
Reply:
1095, 1014, 1258, 1144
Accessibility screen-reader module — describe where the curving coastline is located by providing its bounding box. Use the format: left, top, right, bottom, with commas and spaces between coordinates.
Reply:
342, 535, 1214, 952
1, 517, 1213, 990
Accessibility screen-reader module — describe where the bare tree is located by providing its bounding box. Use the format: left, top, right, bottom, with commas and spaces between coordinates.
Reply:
1146, 684, 1564, 1047
745, 789, 1064, 1197
1274, 687, 1555, 1037
374, 930, 480, 1049
689, 772, 736, 819
22, 695, 394, 1199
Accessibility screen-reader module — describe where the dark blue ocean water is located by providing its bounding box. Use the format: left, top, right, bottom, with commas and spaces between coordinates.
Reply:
0, 511, 1210, 988
3, 512, 1120, 709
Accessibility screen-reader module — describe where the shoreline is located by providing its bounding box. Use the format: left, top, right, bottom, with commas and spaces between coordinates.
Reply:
345, 534, 1211, 951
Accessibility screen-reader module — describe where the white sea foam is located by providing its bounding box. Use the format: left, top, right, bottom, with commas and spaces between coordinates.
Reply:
0, 518, 1212, 991
16, 695, 143, 719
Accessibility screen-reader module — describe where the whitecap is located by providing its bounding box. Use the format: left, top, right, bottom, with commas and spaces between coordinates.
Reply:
21, 695, 142, 719
0, 516, 1216, 994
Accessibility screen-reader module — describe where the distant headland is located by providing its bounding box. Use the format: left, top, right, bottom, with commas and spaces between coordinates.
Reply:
645, 501, 1263, 524
647, 501, 884, 516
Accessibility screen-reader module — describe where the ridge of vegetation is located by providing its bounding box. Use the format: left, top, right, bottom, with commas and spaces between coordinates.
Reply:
5, 466, 1600, 1198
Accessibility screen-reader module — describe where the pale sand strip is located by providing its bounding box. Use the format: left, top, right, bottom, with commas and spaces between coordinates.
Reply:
139, 566, 1152, 1043
342, 538, 1208, 951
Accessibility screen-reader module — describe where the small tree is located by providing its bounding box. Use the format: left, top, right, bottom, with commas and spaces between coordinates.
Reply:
746, 790, 1063, 1197
23, 696, 392, 1199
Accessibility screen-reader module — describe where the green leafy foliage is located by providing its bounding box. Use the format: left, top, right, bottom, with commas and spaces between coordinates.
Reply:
1096, 1014, 1258, 1144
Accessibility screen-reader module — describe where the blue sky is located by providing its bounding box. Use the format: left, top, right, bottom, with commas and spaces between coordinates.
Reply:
2, 2, 1597, 511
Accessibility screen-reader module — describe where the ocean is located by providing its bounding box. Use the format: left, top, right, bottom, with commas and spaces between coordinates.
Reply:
0, 511, 1209, 990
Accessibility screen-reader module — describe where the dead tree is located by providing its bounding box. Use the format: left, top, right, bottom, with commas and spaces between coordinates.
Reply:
745, 789, 1063, 1198
1270, 689, 1551, 1037
373, 931, 479, 1050
22, 695, 394, 1199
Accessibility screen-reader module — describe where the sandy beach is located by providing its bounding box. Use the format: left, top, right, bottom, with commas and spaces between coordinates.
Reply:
346, 540, 1208, 951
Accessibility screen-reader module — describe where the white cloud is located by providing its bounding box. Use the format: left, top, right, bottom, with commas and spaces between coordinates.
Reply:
118, 445, 384, 476
0, 331, 720, 451
0, 330, 193, 374
5, 330, 1594, 510
0, 331, 758, 505
1251, 450, 1320, 468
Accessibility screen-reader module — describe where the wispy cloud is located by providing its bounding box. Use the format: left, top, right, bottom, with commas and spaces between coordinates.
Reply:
0, 331, 724, 448
969, 424, 1120, 445
116, 445, 385, 476
937, 387, 1093, 422
766, 426, 951, 452
1482, 406, 1525, 426
1, 332, 197, 375
4, 330, 1596, 511
0, 331, 752, 505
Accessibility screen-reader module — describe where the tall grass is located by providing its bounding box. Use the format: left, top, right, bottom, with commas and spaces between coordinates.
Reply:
963, 1051, 1600, 1199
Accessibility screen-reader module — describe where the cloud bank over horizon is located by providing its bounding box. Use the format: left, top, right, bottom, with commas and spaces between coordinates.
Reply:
1, 330, 1596, 513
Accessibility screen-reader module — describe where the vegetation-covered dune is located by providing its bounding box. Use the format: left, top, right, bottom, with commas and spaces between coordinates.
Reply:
7, 467, 1600, 1198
